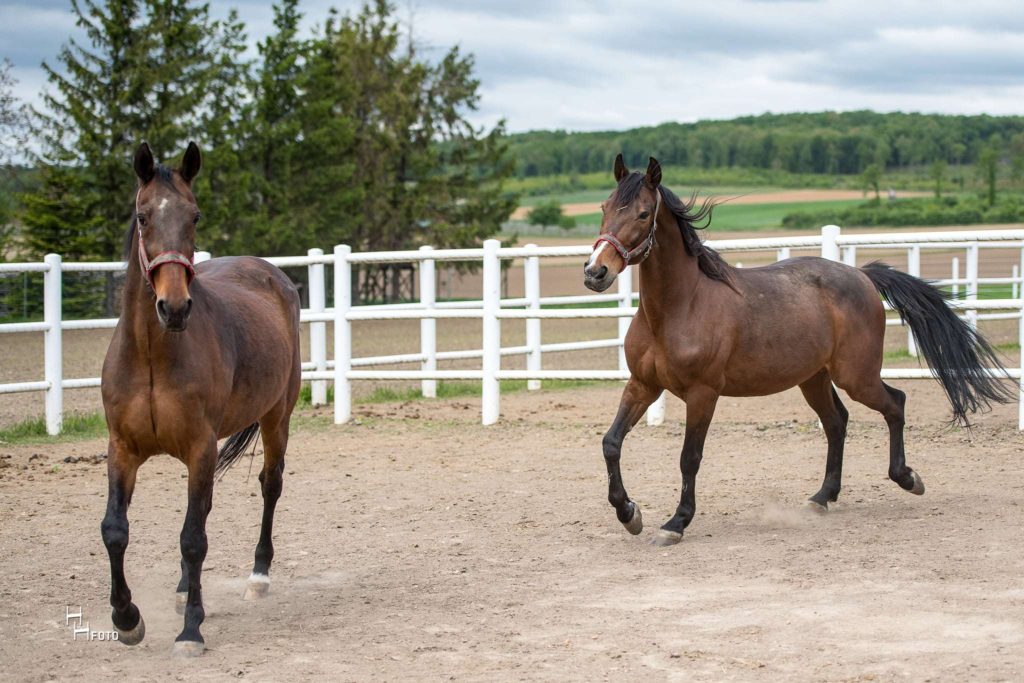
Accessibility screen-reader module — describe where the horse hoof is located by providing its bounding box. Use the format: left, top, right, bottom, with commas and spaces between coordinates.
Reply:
171, 640, 205, 658
116, 615, 145, 646
622, 502, 643, 535
802, 499, 828, 514
909, 470, 925, 495
650, 529, 683, 547
175, 592, 188, 615
243, 573, 270, 600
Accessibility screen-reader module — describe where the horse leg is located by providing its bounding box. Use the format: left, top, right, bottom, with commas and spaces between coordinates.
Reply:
603, 377, 662, 535
173, 435, 217, 657
101, 437, 145, 645
174, 557, 188, 614
653, 386, 718, 547
845, 379, 924, 495
799, 369, 849, 512
244, 413, 290, 600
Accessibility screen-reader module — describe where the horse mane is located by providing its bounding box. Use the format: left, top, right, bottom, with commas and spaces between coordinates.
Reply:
610, 172, 734, 286
122, 164, 178, 259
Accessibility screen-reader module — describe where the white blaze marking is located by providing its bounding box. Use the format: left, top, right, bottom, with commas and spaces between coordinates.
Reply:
158, 198, 169, 214
587, 241, 609, 269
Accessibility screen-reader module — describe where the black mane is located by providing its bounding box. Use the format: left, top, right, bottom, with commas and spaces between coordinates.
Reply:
122, 164, 178, 259
611, 172, 733, 285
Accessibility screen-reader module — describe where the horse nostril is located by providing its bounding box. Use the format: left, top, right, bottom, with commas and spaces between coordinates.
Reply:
595, 265, 608, 279
156, 299, 168, 319
184, 299, 193, 317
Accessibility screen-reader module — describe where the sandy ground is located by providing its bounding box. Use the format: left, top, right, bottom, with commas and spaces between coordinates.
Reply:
511, 189, 931, 220
0, 379, 1022, 681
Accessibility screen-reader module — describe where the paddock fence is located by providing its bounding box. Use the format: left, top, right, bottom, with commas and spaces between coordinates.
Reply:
2, 226, 1023, 435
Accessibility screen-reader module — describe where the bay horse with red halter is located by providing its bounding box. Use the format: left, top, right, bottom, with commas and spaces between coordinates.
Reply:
584, 154, 1012, 546
100, 141, 301, 656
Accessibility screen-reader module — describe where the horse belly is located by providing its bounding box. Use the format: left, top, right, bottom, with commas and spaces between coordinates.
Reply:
720, 323, 833, 397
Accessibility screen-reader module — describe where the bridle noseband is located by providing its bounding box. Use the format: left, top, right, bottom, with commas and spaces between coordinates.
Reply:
593, 188, 662, 266
135, 191, 196, 290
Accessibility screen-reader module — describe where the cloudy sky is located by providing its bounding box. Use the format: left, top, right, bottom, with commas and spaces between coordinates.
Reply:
3, 0, 1024, 134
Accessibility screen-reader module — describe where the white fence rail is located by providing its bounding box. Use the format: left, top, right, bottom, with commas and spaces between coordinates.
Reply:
3, 226, 1024, 434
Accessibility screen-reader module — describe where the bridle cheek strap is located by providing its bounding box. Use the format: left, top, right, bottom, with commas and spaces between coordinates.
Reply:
593, 189, 661, 267
135, 191, 196, 290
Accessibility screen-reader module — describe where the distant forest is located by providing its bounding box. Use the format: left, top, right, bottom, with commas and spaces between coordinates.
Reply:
506, 111, 1024, 178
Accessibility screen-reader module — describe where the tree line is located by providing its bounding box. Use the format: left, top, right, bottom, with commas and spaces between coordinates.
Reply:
5, 0, 516, 304
508, 111, 1024, 179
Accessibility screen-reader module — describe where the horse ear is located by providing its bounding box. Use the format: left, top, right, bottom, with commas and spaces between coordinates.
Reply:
613, 153, 629, 182
134, 142, 155, 184
645, 157, 662, 188
180, 142, 202, 184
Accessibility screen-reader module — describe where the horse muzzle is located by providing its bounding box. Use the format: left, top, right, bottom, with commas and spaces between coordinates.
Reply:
156, 297, 193, 331
583, 263, 615, 292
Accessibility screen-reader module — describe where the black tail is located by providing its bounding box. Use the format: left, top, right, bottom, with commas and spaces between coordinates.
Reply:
861, 262, 1014, 426
215, 423, 260, 478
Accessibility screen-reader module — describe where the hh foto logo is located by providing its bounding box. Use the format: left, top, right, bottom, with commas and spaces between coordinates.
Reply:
65, 606, 119, 642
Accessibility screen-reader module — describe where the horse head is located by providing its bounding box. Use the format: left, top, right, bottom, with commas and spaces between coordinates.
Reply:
584, 154, 662, 292
132, 141, 202, 331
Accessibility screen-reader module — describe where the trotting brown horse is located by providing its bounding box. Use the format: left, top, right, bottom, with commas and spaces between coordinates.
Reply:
584, 154, 1012, 546
100, 142, 301, 656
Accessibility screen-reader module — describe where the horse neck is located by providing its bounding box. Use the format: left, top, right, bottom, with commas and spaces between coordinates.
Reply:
636, 205, 703, 329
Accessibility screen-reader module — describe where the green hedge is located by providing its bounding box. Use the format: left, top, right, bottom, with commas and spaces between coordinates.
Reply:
782, 195, 1024, 229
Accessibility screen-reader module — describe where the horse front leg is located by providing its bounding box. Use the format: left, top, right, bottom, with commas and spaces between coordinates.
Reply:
173, 435, 217, 657
653, 385, 718, 547
101, 436, 145, 645
603, 378, 662, 535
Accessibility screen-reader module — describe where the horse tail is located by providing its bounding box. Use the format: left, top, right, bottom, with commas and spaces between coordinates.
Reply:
860, 261, 1013, 426
215, 422, 260, 478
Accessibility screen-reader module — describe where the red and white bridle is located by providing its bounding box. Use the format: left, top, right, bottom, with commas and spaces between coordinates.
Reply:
135, 191, 195, 290
592, 188, 662, 267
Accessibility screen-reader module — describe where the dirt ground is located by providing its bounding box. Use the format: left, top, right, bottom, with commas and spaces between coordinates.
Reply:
0, 379, 1022, 681
511, 189, 932, 220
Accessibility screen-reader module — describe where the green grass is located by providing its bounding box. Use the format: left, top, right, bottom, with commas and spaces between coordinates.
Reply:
299, 378, 602, 408
0, 412, 107, 445
568, 198, 865, 231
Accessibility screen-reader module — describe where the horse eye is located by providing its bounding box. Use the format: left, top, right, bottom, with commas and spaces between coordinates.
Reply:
193, 214, 201, 225
137, 215, 147, 227
638, 211, 650, 220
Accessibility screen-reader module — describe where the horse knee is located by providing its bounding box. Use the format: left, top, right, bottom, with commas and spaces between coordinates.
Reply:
602, 432, 622, 460
179, 529, 208, 566
101, 517, 128, 554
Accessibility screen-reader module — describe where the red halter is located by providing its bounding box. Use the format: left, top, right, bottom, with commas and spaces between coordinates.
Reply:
135, 191, 196, 289
592, 188, 661, 266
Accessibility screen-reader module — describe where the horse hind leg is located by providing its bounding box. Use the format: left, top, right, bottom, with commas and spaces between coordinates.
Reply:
844, 378, 925, 496
799, 370, 848, 512
244, 412, 290, 600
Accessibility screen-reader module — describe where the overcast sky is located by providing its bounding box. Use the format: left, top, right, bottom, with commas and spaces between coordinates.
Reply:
3, 0, 1024, 135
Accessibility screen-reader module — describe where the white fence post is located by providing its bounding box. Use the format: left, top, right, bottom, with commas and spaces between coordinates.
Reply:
617, 265, 632, 374
194, 250, 211, 263
419, 246, 437, 398
333, 245, 352, 424
1019, 296, 1024, 431
482, 239, 501, 425
646, 392, 666, 426
951, 256, 960, 299
966, 243, 979, 329
821, 225, 840, 261
308, 248, 327, 406
43, 253, 62, 436
907, 245, 920, 357
777, 247, 790, 262
1013, 264, 1019, 301
842, 246, 857, 267
524, 244, 541, 391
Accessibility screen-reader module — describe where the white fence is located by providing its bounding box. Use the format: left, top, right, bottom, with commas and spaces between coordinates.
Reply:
2, 226, 1024, 435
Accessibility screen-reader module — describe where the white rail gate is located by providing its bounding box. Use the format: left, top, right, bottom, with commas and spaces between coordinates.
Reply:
2, 227, 1024, 434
